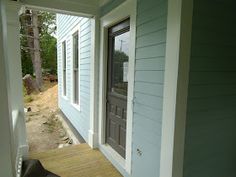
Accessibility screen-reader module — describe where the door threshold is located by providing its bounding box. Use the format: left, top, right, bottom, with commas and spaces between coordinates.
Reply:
99, 144, 127, 175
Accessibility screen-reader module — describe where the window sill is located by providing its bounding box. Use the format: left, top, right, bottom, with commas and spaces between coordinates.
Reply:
62, 95, 68, 101
71, 102, 81, 112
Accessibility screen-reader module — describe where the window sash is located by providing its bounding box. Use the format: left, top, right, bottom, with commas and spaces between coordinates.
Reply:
62, 41, 66, 69
74, 70, 79, 104
73, 31, 79, 104
73, 33, 79, 69
62, 41, 67, 96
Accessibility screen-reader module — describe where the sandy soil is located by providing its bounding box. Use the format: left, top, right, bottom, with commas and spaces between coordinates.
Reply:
24, 82, 71, 153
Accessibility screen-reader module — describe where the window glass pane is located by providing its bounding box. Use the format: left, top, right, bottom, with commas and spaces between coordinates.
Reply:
74, 70, 79, 104
73, 32, 79, 104
73, 33, 79, 69
111, 31, 130, 96
62, 41, 67, 96
63, 41, 66, 69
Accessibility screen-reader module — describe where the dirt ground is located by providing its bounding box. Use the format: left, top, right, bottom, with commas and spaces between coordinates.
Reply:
24, 82, 71, 153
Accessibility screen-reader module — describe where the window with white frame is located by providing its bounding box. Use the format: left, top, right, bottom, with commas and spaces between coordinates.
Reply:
62, 41, 67, 96
72, 31, 80, 105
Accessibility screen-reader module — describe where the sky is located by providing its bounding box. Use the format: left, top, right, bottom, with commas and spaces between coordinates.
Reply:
114, 31, 130, 55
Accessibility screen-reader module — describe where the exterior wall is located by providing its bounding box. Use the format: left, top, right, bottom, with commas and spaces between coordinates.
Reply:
131, 0, 167, 176
100, 0, 168, 177
57, 14, 91, 142
184, 1, 236, 177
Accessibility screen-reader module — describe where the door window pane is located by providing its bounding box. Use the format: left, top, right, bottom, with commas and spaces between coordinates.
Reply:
111, 31, 130, 96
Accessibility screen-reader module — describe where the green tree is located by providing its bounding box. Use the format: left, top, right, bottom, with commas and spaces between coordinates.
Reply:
41, 33, 57, 74
20, 31, 34, 76
20, 11, 57, 84
113, 50, 128, 83
39, 12, 57, 75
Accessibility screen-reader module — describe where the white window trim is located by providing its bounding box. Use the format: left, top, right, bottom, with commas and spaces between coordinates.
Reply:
160, 0, 193, 177
60, 36, 68, 100
98, 0, 137, 175
70, 24, 81, 111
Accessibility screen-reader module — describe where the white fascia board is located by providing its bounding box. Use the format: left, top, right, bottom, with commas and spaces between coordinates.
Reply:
21, 0, 99, 17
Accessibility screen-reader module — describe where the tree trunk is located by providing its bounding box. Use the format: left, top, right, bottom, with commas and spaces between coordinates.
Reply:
22, 74, 38, 95
24, 10, 35, 67
32, 10, 43, 90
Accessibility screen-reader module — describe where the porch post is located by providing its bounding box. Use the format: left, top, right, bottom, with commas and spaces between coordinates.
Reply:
89, 15, 100, 148
6, 1, 29, 158
160, 0, 193, 177
0, 1, 15, 176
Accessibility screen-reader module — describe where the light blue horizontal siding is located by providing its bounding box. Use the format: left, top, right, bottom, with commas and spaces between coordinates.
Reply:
136, 30, 166, 48
131, 0, 167, 177
136, 44, 166, 59
135, 57, 165, 71
134, 103, 163, 122
184, 0, 236, 177
135, 71, 164, 83
134, 82, 164, 97
57, 14, 91, 142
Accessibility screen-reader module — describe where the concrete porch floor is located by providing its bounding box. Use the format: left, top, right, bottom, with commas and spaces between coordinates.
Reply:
29, 144, 123, 177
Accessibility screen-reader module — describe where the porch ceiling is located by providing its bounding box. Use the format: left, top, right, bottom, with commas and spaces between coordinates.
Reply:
19, 0, 112, 17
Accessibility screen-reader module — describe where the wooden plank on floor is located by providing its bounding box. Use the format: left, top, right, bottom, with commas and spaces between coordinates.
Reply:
29, 144, 123, 177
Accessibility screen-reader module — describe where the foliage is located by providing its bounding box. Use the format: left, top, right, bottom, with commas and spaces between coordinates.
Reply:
23, 84, 27, 96
20, 11, 57, 76
24, 95, 34, 103
21, 40, 34, 76
114, 50, 128, 62
23, 85, 34, 102
113, 50, 129, 82
41, 33, 57, 74
38, 11, 56, 36
112, 50, 129, 95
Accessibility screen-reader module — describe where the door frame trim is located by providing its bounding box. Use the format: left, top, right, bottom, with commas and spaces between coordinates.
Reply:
98, 0, 137, 174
